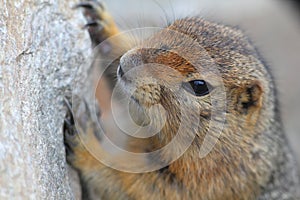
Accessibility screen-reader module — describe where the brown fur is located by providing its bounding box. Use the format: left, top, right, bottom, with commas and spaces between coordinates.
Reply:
64, 1, 300, 200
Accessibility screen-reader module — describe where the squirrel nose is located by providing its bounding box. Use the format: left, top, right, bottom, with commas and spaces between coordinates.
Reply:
117, 64, 125, 77
118, 49, 143, 77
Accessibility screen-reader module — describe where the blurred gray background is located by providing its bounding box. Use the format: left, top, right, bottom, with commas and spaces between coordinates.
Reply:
100, 0, 300, 162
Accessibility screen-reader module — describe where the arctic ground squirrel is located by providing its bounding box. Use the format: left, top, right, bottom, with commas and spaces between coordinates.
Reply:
64, 1, 300, 199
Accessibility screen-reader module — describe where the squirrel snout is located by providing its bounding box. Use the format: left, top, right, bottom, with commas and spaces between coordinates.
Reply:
118, 49, 144, 77
119, 49, 144, 77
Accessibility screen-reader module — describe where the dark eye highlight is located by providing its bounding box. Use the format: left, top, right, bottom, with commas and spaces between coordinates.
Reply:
182, 80, 211, 96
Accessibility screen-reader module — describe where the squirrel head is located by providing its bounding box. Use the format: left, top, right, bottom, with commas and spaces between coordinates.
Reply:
116, 19, 268, 144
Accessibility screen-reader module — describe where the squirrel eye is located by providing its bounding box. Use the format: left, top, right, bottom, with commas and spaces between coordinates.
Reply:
182, 80, 211, 96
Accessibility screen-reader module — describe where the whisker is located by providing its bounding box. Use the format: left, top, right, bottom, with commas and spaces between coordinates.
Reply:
168, 0, 176, 25
152, 0, 172, 27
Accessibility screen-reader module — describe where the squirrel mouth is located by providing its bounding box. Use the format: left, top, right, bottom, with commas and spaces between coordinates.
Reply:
130, 95, 141, 105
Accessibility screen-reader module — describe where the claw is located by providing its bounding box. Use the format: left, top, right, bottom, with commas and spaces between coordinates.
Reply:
63, 97, 76, 135
73, 2, 94, 9
73, 1, 104, 10
83, 20, 100, 29
64, 97, 73, 113
64, 99, 74, 124
64, 118, 73, 128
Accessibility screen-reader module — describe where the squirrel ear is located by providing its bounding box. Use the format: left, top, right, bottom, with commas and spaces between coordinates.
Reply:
236, 81, 263, 115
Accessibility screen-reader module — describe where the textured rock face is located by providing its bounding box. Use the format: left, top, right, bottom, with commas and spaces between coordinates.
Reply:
0, 0, 90, 199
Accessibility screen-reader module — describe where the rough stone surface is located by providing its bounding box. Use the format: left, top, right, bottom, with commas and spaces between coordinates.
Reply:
0, 0, 91, 199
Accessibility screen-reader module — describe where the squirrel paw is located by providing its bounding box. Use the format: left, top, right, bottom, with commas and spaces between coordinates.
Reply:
63, 97, 102, 169
63, 98, 82, 165
74, 0, 119, 47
